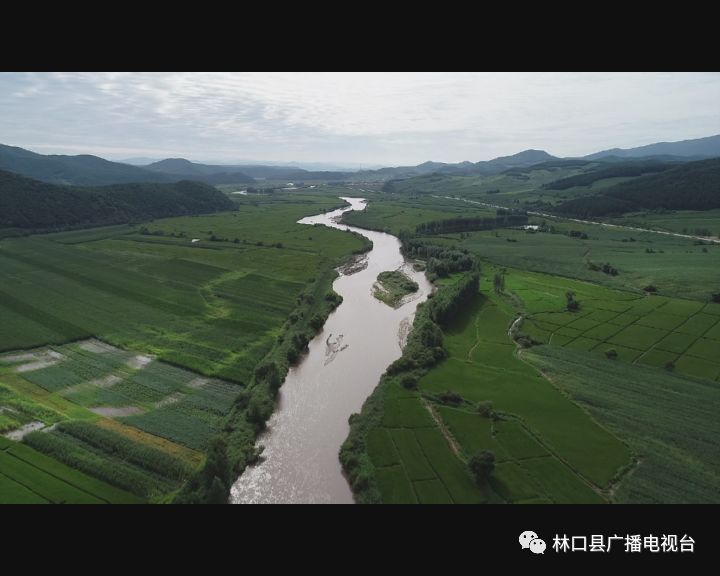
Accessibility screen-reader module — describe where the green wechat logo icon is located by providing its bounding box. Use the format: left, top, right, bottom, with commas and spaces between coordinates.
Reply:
520, 531, 546, 554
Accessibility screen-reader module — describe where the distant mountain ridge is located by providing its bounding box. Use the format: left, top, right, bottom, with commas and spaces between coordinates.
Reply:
585, 134, 720, 160
0, 143, 174, 186
2, 134, 719, 188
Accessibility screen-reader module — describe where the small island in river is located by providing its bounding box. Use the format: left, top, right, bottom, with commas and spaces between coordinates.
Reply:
373, 270, 419, 308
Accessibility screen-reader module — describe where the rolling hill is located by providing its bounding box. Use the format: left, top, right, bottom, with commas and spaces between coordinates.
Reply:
586, 134, 720, 160
554, 158, 720, 217
0, 169, 235, 232
0, 144, 175, 186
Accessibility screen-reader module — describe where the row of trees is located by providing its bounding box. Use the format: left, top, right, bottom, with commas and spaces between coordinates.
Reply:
415, 213, 528, 235
402, 240, 476, 278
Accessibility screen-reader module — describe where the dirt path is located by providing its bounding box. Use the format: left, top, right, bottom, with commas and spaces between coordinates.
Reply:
422, 399, 463, 459
467, 314, 482, 362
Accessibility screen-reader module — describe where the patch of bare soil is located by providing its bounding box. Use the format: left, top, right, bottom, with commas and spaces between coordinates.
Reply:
4, 421, 47, 440
14, 349, 65, 373
398, 317, 413, 348
126, 355, 153, 370
78, 339, 121, 354
0, 352, 38, 364
423, 400, 462, 458
89, 406, 144, 417
337, 254, 368, 276
188, 378, 209, 389
154, 392, 186, 408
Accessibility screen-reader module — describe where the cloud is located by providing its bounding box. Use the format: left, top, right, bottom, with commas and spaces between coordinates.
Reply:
0, 72, 718, 164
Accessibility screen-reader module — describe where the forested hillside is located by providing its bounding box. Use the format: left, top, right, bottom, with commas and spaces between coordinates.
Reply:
0, 170, 235, 231
554, 158, 720, 217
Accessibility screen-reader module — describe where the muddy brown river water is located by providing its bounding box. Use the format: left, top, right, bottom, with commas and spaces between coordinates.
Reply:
230, 197, 432, 503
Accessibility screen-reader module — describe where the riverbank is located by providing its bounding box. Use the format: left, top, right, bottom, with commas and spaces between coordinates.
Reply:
230, 198, 433, 503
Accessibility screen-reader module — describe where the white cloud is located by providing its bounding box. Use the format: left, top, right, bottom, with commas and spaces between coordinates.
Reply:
0, 72, 718, 164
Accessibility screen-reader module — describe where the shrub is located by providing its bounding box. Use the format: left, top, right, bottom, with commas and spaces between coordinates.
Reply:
400, 374, 418, 390
476, 400, 496, 419
438, 390, 463, 406
468, 450, 495, 485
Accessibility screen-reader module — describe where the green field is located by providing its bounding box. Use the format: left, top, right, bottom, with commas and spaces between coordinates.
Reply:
506, 268, 720, 382
523, 346, 720, 503
0, 435, 141, 503
0, 191, 367, 503
358, 273, 628, 504
0, 193, 364, 383
342, 188, 718, 504
0, 338, 247, 500
612, 209, 720, 237
342, 192, 720, 301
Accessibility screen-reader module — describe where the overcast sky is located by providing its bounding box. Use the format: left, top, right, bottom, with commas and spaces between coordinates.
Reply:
1, 72, 719, 166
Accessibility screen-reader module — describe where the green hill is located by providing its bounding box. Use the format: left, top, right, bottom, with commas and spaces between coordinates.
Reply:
144, 158, 256, 184
0, 143, 174, 186
0, 169, 235, 232
586, 134, 720, 160
554, 158, 720, 217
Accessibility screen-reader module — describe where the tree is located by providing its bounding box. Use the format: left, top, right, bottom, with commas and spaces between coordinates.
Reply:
400, 374, 418, 390
493, 273, 505, 294
468, 450, 495, 485
202, 436, 230, 488
254, 361, 281, 391
711, 293, 720, 304
248, 391, 274, 428
605, 348, 618, 359
476, 400, 496, 419
206, 476, 228, 504
566, 291, 580, 312
664, 361, 675, 372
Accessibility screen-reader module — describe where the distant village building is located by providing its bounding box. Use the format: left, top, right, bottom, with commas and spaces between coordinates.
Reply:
191, 239, 200, 244
522, 225, 540, 231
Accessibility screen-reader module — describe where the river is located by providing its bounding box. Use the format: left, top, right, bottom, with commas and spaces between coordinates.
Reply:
230, 197, 432, 503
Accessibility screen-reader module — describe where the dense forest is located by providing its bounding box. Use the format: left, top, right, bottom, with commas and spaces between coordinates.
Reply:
0, 170, 235, 231
542, 160, 679, 190
554, 158, 720, 217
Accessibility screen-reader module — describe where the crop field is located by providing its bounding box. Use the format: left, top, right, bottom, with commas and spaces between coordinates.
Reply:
0, 339, 236, 499
2, 340, 240, 441
508, 269, 720, 382
339, 189, 719, 504
0, 191, 369, 503
523, 345, 720, 503
364, 276, 628, 504
0, 435, 141, 503
0, 193, 365, 384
